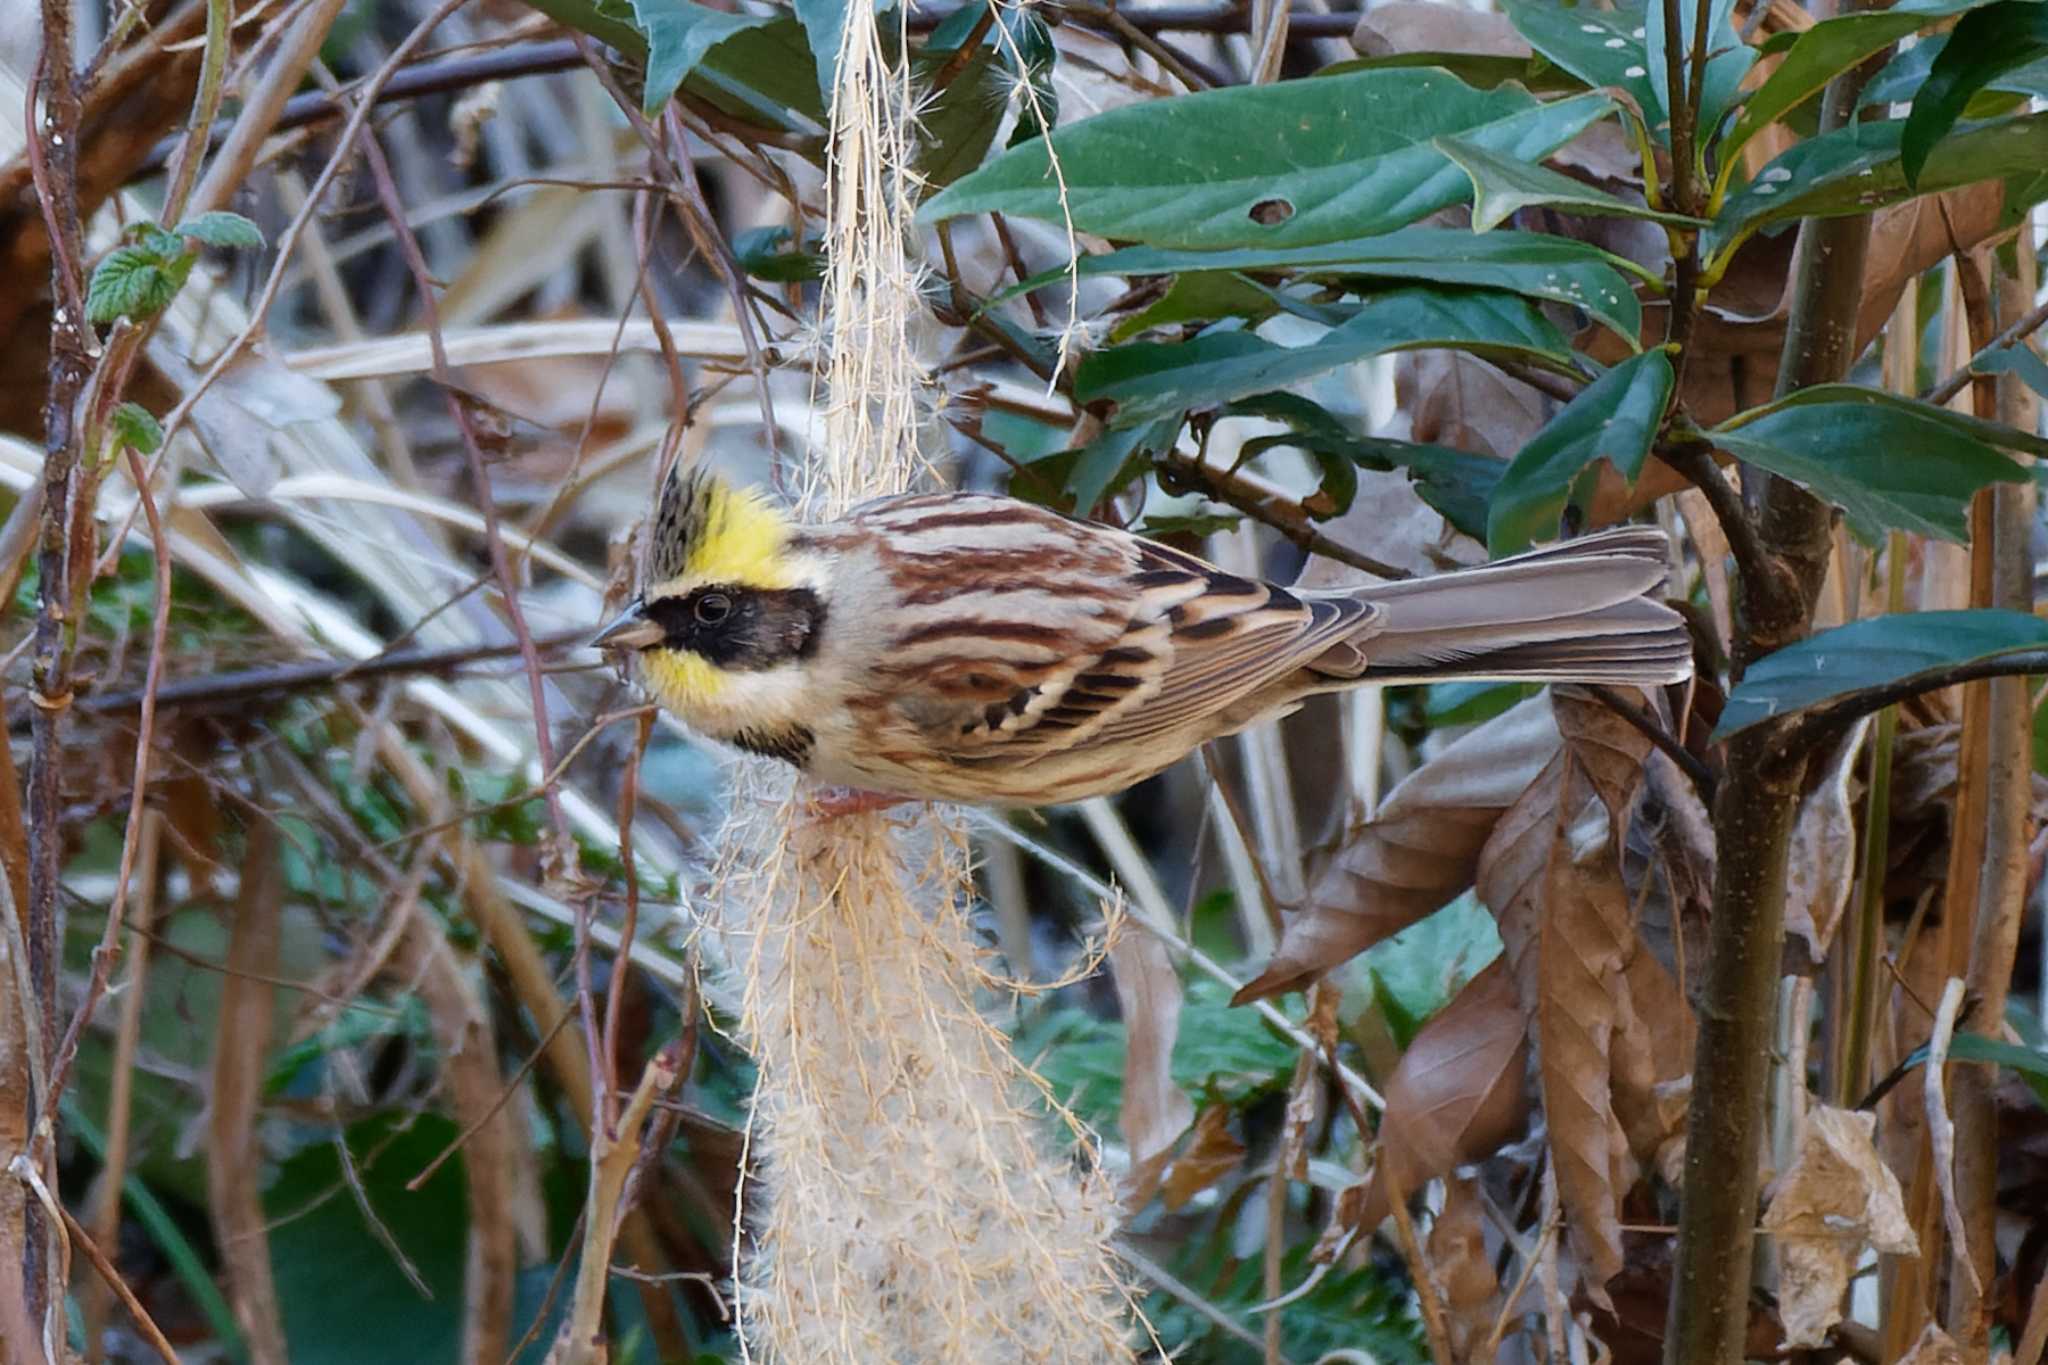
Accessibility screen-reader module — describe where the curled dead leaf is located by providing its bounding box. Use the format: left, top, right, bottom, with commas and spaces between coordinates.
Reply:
1238, 694, 1560, 1002
1761, 1105, 1917, 1349
1782, 718, 1872, 973
1160, 1105, 1247, 1212
1321, 958, 1529, 1240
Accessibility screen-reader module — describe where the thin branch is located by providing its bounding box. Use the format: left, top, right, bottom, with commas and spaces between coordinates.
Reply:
54, 1202, 179, 1365
1156, 448, 1414, 580
1583, 683, 1716, 803
1922, 291, 2048, 409
68, 628, 591, 719
1657, 437, 1784, 627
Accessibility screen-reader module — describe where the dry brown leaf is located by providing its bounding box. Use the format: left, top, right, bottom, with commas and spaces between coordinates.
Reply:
1782, 718, 1872, 972
1161, 1105, 1248, 1212
1397, 349, 1551, 459
1429, 1173, 1503, 1362
1898, 1324, 1970, 1365
1535, 760, 1637, 1307
1350, 1, 1530, 58
1111, 928, 1194, 1210
1628, 751, 1715, 1004
1925, 976, 1985, 1301
1553, 689, 1655, 832
1609, 940, 1694, 1172
1760, 1104, 1917, 1349
1480, 747, 1571, 1005
1327, 958, 1530, 1237
1239, 695, 1560, 1001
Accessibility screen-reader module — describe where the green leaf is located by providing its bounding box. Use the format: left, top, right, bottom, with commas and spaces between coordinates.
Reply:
1108, 271, 1277, 341
1716, 610, 2048, 738
1502, 0, 1660, 121
790, 0, 869, 105
1077, 287, 1573, 429
690, 15, 829, 129
1065, 417, 1179, 513
1644, 0, 1756, 147
1433, 132, 1709, 233
733, 225, 825, 282
1904, 0, 2048, 186
1725, 0, 1996, 165
521, 0, 648, 54
85, 243, 184, 324
914, 14, 1006, 190
1424, 680, 1540, 726
1971, 341, 2048, 398
1708, 111, 2048, 262
1019, 227, 1649, 346
110, 402, 164, 456
1726, 382, 2048, 458
1225, 391, 1504, 540
630, 0, 775, 114
1487, 349, 1672, 554
172, 209, 264, 250
267, 1114, 470, 1364
919, 68, 1614, 249
1711, 403, 2029, 543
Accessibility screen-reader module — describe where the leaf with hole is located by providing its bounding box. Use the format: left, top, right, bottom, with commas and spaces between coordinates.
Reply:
1715, 609, 2048, 738
1077, 287, 1573, 429
920, 68, 1613, 249
1711, 403, 2029, 543
1487, 349, 1672, 554
1904, 0, 2048, 187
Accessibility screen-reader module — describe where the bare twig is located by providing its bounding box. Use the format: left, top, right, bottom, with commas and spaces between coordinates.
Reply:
55, 1201, 178, 1365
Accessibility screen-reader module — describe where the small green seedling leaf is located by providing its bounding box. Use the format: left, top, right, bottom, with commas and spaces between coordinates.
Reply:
86, 243, 187, 324
110, 402, 164, 456
172, 210, 266, 250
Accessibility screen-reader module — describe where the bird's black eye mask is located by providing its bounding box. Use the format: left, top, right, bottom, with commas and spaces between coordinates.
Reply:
642, 585, 827, 671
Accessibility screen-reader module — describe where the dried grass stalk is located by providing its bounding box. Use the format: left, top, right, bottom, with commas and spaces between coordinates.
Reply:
720, 2, 1136, 1358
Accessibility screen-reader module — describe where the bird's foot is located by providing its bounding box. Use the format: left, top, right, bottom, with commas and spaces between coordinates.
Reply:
804, 785, 915, 821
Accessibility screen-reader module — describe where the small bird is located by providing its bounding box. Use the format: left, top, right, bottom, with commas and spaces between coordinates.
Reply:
593, 466, 1693, 809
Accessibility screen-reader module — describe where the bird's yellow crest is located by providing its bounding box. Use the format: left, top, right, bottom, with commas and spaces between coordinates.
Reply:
645, 465, 798, 594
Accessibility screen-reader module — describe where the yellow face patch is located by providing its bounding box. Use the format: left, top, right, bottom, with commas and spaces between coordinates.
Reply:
660, 479, 798, 595
640, 648, 729, 713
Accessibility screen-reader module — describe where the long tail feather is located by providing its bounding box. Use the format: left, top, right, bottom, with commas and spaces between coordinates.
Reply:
1311, 527, 1694, 688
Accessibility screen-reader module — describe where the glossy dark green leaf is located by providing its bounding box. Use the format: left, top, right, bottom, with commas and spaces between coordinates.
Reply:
1712, 403, 2029, 543
1065, 417, 1181, 513
1077, 288, 1572, 429
631, 0, 774, 114
1731, 382, 2048, 458
690, 15, 829, 128
1019, 227, 1648, 344
1708, 111, 2048, 261
1488, 349, 1671, 553
1716, 609, 2048, 738
1502, 0, 1660, 119
790, 0, 873, 104
1433, 133, 1708, 235
1904, 0, 2048, 186
1109, 272, 1277, 340
521, 0, 646, 56
733, 225, 825, 282
1723, 0, 1993, 164
920, 69, 1612, 249
916, 41, 1005, 189
1224, 391, 1503, 540
1644, 0, 1755, 146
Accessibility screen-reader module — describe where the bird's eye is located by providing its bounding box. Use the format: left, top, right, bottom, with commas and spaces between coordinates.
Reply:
693, 592, 732, 625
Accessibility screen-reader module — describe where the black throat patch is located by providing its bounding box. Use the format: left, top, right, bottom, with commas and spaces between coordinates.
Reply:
729, 723, 816, 768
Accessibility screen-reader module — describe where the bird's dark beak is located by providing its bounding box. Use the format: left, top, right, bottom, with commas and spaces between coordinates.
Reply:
591, 599, 665, 651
